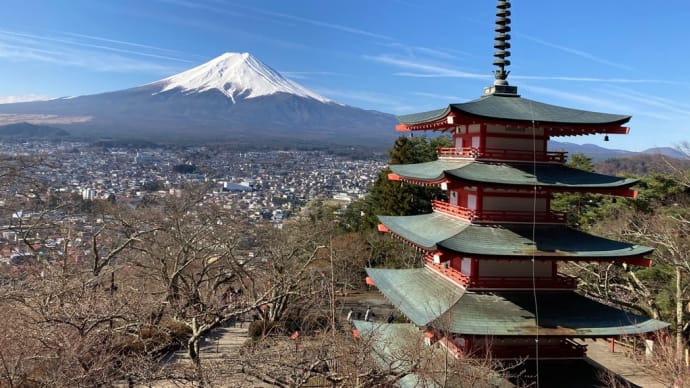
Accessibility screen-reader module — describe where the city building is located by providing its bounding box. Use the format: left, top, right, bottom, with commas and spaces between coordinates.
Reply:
366, 0, 668, 368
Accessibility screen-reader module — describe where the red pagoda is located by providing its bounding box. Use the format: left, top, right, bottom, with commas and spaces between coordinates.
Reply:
366, 0, 668, 363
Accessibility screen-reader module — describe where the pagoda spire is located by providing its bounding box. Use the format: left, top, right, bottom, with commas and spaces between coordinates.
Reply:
484, 0, 519, 96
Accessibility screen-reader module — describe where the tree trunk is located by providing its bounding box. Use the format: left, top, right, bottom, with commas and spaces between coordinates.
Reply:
187, 318, 206, 386
676, 266, 684, 361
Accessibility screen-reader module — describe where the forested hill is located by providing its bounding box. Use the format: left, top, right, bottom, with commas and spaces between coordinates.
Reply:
595, 153, 690, 176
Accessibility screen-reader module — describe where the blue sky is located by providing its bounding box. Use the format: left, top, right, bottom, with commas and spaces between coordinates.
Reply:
0, 0, 687, 151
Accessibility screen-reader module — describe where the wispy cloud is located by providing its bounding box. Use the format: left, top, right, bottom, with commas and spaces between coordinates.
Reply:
595, 86, 690, 120
0, 29, 192, 63
221, 3, 393, 41
281, 71, 346, 80
521, 84, 635, 114
156, 0, 245, 18
366, 53, 669, 86
380, 42, 467, 60
0, 29, 186, 74
512, 74, 671, 84
63, 32, 187, 56
364, 54, 488, 79
316, 87, 412, 113
159, 0, 391, 41
409, 92, 469, 101
517, 33, 635, 72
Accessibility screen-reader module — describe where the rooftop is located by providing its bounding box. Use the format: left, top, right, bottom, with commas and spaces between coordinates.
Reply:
366, 267, 669, 337
378, 213, 654, 260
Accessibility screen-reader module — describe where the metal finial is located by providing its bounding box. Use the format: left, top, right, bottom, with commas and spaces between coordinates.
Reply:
493, 0, 511, 85
484, 0, 518, 96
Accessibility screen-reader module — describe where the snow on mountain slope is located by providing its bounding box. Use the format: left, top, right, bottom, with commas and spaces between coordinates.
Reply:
154, 52, 333, 104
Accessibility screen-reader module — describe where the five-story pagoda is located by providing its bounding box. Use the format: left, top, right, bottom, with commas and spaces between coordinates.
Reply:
366, 0, 668, 361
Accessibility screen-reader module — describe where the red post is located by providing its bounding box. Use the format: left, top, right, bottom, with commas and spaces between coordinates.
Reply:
609, 338, 615, 352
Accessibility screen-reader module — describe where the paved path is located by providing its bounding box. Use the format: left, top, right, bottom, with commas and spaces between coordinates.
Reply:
151, 323, 271, 387
580, 339, 669, 388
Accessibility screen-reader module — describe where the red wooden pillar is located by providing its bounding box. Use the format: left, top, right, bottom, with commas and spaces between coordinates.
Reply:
479, 123, 487, 155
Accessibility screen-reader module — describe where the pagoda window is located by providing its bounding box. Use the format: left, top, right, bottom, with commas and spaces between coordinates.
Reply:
461, 257, 473, 275
450, 190, 458, 206
467, 194, 477, 211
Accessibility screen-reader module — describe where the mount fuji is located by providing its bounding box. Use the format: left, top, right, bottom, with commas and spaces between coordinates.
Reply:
0, 53, 397, 145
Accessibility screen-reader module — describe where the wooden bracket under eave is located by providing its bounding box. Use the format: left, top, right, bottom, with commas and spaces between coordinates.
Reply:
387, 172, 402, 181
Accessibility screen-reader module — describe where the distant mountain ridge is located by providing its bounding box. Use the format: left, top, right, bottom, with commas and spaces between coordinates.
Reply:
0, 52, 397, 146
549, 141, 687, 162
0, 122, 70, 139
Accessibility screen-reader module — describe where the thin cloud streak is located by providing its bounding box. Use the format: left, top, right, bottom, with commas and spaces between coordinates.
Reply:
0, 29, 193, 63
512, 75, 670, 84
596, 87, 690, 118
316, 87, 408, 112
381, 42, 464, 60
161, 0, 391, 41
364, 54, 488, 79
281, 71, 346, 80
521, 84, 635, 114
225, 3, 393, 41
410, 92, 470, 101
0, 39, 180, 74
518, 33, 635, 72
63, 32, 185, 56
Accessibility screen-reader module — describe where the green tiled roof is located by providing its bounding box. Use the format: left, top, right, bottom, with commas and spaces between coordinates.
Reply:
365, 267, 464, 325
440, 291, 669, 336
397, 95, 630, 126
366, 268, 669, 337
353, 320, 514, 388
390, 160, 472, 182
397, 106, 452, 125
378, 213, 470, 250
379, 213, 654, 259
389, 160, 639, 188
352, 321, 425, 375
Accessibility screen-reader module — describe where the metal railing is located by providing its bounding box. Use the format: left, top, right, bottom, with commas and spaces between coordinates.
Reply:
437, 147, 567, 163
432, 200, 567, 224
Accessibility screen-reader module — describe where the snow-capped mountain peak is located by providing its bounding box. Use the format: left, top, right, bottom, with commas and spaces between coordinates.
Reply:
155, 52, 332, 104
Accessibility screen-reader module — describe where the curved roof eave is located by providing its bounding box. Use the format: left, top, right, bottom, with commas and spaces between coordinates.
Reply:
390, 160, 639, 189
442, 291, 669, 336
397, 95, 631, 126
379, 213, 654, 259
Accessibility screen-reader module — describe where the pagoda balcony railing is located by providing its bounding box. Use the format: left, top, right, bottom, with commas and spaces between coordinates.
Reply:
470, 273, 578, 290
432, 200, 567, 224
437, 147, 567, 163
424, 257, 470, 287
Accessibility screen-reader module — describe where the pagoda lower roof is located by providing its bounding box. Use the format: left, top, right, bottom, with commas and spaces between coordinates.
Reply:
389, 160, 638, 189
378, 212, 654, 259
353, 320, 513, 388
366, 267, 669, 337
397, 94, 631, 127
